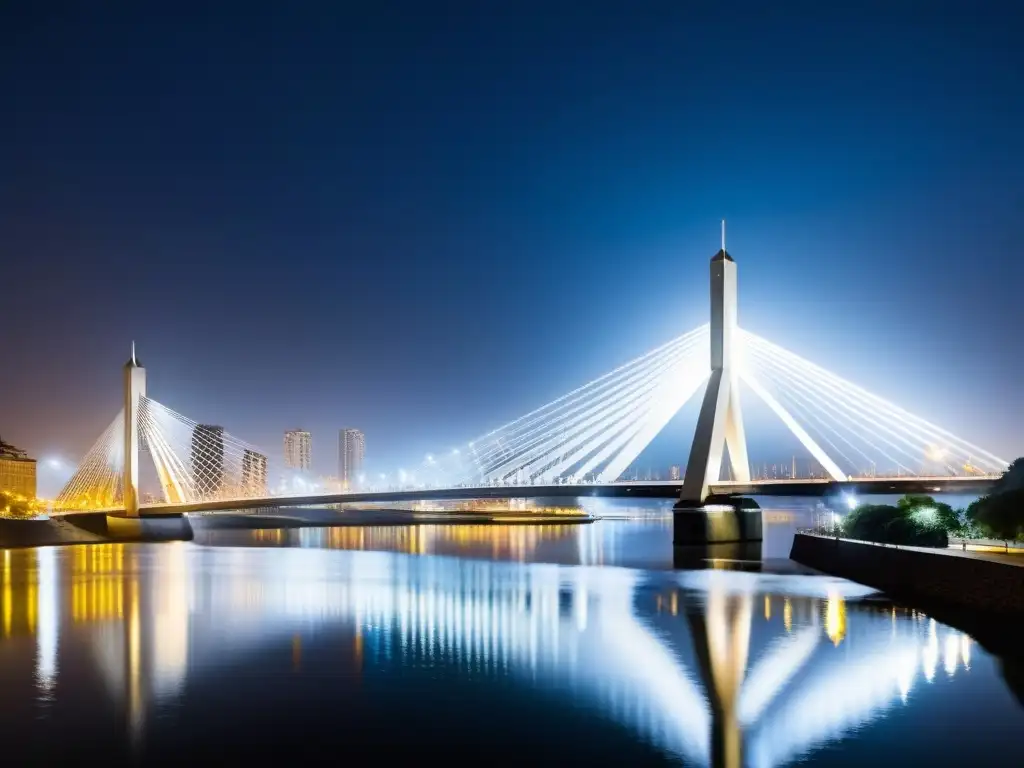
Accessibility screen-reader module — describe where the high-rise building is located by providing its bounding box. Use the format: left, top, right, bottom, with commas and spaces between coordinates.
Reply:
669, 465, 681, 481
283, 429, 312, 471
338, 428, 364, 489
241, 449, 268, 495
191, 425, 225, 497
0, 438, 36, 499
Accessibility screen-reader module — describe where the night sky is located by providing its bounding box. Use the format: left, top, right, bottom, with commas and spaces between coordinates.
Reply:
2, 2, 1022, 487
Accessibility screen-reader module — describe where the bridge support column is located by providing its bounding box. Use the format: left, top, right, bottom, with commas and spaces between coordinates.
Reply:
680, 225, 751, 505
123, 343, 146, 518
675, 224, 759, 546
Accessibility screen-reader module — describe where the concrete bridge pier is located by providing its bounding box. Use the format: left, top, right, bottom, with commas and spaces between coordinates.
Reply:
106, 512, 194, 542
673, 496, 762, 547
60, 511, 194, 544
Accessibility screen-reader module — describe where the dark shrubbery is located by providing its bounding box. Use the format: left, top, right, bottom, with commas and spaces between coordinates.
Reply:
0, 490, 34, 518
993, 458, 1024, 495
843, 501, 949, 547
837, 459, 1024, 548
960, 459, 1024, 545
967, 488, 1024, 545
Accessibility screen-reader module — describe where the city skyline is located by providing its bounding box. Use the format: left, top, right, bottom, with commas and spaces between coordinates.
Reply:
339, 428, 365, 489
283, 429, 312, 472
1, 3, 1022, 475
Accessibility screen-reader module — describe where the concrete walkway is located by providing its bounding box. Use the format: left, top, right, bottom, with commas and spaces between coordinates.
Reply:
945, 541, 1024, 566
823, 534, 1024, 567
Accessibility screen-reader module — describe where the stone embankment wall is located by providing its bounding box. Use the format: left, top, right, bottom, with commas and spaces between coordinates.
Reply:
0, 513, 193, 549
791, 533, 1024, 615
0, 516, 106, 548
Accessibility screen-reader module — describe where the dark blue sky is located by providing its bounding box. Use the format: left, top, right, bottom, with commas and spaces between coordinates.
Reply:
2, 1, 1022, 479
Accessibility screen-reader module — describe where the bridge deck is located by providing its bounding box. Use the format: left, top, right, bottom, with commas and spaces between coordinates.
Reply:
51, 476, 998, 517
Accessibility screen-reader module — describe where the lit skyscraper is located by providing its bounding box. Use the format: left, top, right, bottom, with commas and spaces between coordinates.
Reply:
0, 438, 36, 499
283, 429, 312, 471
338, 428, 364, 489
241, 449, 268, 495
191, 425, 225, 497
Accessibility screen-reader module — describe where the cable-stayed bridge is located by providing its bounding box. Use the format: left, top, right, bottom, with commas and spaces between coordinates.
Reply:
53, 229, 1008, 517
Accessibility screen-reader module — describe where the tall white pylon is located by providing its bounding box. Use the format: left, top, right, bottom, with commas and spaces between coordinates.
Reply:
680, 224, 751, 503
123, 343, 146, 517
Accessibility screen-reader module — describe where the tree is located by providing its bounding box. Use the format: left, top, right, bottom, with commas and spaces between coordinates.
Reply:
0, 435, 28, 459
968, 489, 1024, 545
842, 502, 948, 548
0, 490, 32, 518
895, 494, 961, 535
844, 504, 901, 542
993, 458, 1024, 495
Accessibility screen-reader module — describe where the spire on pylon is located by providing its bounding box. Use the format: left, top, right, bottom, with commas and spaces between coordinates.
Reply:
126, 341, 142, 368
712, 219, 734, 262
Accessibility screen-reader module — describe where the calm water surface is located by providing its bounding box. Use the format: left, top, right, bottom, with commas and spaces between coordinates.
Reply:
1, 505, 1021, 765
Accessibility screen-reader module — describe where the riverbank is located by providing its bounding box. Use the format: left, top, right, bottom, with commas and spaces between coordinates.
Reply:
0, 512, 194, 549
0, 507, 594, 549
189, 507, 594, 530
791, 532, 1024, 657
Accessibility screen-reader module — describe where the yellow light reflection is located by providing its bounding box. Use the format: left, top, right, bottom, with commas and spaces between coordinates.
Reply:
783, 598, 792, 633
128, 581, 142, 739
305, 523, 578, 562
705, 589, 753, 768
2, 550, 10, 638
824, 593, 846, 646
71, 544, 127, 623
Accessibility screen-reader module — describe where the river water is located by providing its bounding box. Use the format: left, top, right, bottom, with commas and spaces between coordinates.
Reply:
1, 501, 1021, 765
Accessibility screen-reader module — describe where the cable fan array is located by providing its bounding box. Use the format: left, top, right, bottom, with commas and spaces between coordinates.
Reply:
737, 330, 1008, 479
458, 325, 712, 485
56, 397, 274, 510
55, 410, 125, 509
139, 397, 271, 503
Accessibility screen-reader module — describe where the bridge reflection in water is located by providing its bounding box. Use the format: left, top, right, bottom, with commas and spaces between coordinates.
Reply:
198, 512, 676, 568
0, 542, 1005, 765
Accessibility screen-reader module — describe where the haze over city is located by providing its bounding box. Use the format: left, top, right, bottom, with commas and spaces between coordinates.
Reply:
2, 2, 1021, 479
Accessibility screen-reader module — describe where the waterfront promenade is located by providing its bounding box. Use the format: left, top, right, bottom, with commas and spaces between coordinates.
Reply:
791, 533, 1024, 623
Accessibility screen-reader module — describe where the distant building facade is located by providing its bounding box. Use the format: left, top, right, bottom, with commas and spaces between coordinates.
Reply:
669, 465, 681, 481
0, 438, 36, 499
338, 428, 364, 488
241, 449, 268, 495
191, 425, 225, 497
284, 429, 312, 471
